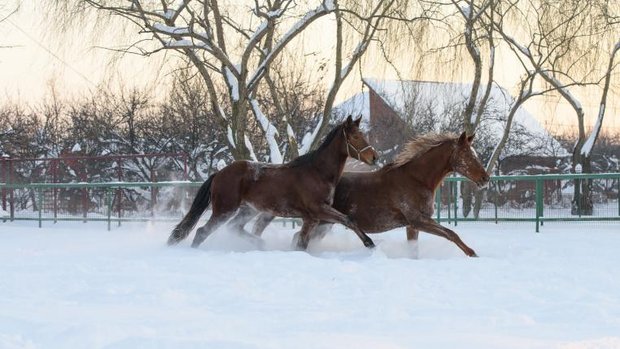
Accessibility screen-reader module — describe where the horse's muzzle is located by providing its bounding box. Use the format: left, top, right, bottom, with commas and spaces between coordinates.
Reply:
364, 150, 378, 166
477, 174, 490, 189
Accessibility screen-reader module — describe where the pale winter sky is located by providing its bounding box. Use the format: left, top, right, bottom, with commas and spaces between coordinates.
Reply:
0, 1, 618, 135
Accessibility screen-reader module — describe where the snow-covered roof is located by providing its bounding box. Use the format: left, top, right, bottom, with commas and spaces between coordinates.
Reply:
334, 79, 569, 157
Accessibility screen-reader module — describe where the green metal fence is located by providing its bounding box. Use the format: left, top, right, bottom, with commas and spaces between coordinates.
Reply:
1, 173, 619, 231
437, 173, 620, 231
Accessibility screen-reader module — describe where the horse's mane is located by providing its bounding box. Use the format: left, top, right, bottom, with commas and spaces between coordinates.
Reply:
286, 123, 343, 167
387, 132, 457, 169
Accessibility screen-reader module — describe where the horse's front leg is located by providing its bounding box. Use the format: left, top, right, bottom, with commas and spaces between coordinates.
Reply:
315, 205, 375, 248
410, 216, 477, 257
406, 226, 419, 241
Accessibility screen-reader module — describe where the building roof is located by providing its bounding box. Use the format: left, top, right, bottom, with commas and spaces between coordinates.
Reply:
334, 78, 569, 158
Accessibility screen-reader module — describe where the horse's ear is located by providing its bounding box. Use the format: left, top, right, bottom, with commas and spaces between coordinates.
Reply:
353, 116, 362, 127
467, 133, 475, 143
345, 115, 353, 125
458, 131, 467, 145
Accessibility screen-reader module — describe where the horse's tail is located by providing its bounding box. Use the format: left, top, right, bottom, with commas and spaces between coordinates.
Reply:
167, 173, 216, 245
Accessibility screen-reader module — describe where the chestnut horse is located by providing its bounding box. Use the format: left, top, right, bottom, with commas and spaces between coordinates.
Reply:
250, 132, 489, 257
167, 116, 379, 250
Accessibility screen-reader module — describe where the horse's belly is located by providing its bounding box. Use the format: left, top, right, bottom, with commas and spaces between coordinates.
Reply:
356, 213, 406, 233
246, 199, 303, 218
339, 201, 406, 233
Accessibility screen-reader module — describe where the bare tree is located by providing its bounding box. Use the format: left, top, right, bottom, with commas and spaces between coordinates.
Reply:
490, 0, 619, 214
47, 0, 401, 163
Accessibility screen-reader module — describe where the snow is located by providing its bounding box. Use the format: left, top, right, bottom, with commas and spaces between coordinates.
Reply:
299, 118, 323, 155
286, 123, 296, 140
542, 72, 583, 113
71, 143, 81, 152
460, 4, 471, 18
153, 23, 190, 35
244, 135, 258, 162
226, 126, 236, 149
332, 92, 370, 130
165, 39, 210, 49
224, 67, 239, 102
581, 104, 605, 157
249, 21, 269, 43
249, 100, 283, 164
1, 221, 620, 349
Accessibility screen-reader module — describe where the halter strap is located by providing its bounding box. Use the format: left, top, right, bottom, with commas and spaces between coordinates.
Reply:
343, 129, 374, 161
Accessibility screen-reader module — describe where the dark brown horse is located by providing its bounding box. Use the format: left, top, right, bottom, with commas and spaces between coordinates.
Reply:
167, 116, 379, 250
250, 132, 489, 257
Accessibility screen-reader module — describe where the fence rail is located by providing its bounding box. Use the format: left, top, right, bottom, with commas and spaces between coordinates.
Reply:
1, 173, 619, 231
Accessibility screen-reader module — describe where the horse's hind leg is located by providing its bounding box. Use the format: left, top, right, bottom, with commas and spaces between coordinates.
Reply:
191, 210, 234, 248
252, 213, 275, 237
293, 222, 332, 246
227, 205, 264, 248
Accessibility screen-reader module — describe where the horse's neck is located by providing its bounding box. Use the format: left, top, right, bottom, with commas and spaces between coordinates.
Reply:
313, 134, 347, 182
400, 143, 452, 191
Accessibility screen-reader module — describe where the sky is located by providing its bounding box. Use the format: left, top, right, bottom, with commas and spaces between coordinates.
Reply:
0, 0, 618, 136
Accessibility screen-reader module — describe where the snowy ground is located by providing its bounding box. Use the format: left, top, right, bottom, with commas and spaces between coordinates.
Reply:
1, 220, 619, 349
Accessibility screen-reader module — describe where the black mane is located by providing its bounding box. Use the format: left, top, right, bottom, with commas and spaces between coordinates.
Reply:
286, 123, 343, 168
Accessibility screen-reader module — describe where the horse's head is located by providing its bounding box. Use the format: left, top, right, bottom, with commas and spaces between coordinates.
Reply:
451, 132, 490, 188
343, 115, 377, 165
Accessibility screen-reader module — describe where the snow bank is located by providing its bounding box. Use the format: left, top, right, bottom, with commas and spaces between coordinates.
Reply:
0, 221, 619, 349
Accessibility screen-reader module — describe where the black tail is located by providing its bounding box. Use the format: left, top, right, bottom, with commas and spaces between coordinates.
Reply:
168, 174, 216, 245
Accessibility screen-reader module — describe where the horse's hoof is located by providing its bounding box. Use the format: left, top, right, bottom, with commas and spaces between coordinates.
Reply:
468, 251, 478, 257
364, 239, 375, 248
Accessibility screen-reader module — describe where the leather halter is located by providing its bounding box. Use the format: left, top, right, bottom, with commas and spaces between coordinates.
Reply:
343, 128, 374, 161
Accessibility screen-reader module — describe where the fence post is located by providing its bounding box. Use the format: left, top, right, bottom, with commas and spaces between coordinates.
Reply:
494, 180, 498, 224
38, 187, 43, 228
454, 180, 458, 226
9, 160, 14, 221
447, 182, 452, 225
150, 170, 156, 217
53, 159, 58, 224
535, 179, 543, 233
1, 158, 6, 223
117, 158, 122, 227
106, 188, 112, 231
